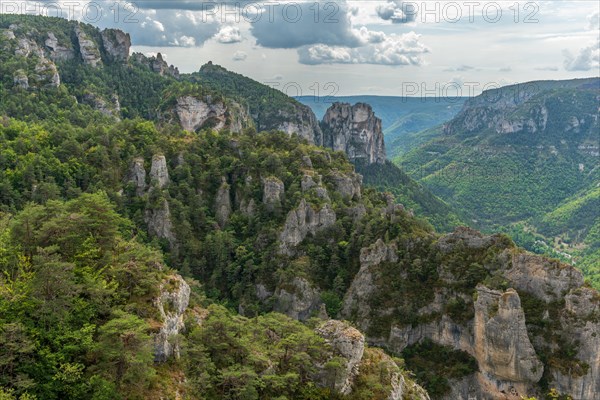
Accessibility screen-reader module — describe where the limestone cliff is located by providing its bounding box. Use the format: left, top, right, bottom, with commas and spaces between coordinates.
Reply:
321, 102, 386, 165
101, 28, 130, 62
279, 199, 336, 255
174, 95, 251, 133
154, 274, 191, 362
273, 277, 323, 321
341, 227, 599, 400
75, 24, 101, 67
315, 320, 365, 394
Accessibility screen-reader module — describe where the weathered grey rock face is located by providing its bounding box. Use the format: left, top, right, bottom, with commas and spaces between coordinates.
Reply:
154, 274, 191, 362
505, 253, 584, 302
45, 32, 74, 61
128, 157, 146, 196
32, 58, 60, 87
15, 37, 44, 58
341, 239, 398, 332
150, 155, 170, 189
101, 28, 130, 62
328, 171, 362, 200
75, 25, 102, 67
215, 180, 232, 227
174, 96, 250, 133
377, 350, 430, 400
279, 199, 336, 255
301, 174, 330, 200
315, 320, 365, 395
145, 198, 176, 247
321, 102, 386, 165
552, 287, 600, 400
474, 286, 543, 385
273, 277, 322, 321
262, 176, 284, 211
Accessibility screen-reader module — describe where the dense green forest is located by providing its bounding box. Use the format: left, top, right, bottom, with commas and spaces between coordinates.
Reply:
0, 14, 597, 400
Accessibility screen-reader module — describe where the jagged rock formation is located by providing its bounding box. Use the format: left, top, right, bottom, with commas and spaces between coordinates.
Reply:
279, 199, 336, 255
301, 173, 330, 200
315, 320, 365, 394
45, 32, 74, 61
32, 58, 60, 87
274, 277, 322, 321
474, 286, 543, 393
328, 170, 362, 200
128, 157, 146, 196
149, 155, 169, 189
101, 28, 130, 62
321, 102, 386, 165
262, 176, 284, 211
145, 199, 176, 247
132, 52, 179, 78
174, 95, 249, 133
277, 106, 323, 144
75, 24, 101, 67
342, 227, 599, 400
342, 239, 398, 332
154, 274, 191, 362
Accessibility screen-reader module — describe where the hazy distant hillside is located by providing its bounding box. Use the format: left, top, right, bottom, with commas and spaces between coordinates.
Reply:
296, 95, 466, 157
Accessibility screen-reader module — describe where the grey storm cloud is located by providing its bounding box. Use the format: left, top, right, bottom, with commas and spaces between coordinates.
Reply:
250, 1, 362, 49
376, 1, 417, 24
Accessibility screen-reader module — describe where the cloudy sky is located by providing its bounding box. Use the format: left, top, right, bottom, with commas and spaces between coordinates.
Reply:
4, 0, 599, 95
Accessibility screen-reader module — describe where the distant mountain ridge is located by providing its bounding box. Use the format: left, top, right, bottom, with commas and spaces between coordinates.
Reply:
397, 77, 600, 285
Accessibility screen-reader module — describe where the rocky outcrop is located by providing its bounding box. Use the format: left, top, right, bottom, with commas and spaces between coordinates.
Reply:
341, 239, 398, 332
262, 176, 284, 211
174, 96, 249, 133
149, 155, 170, 189
32, 58, 60, 87
145, 198, 176, 247
504, 253, 584, 302
15, 37, 44, 58
273, 277, 322, 321
328, 170, 362, 200
215, 180, 232, 227
276, 105, 322, 144
45, 32, 74, 61
75, 25, 102, 67
128, 157, 146, 196
552, 287, 600, 399
321, 103, 386, 165
315, 320, 365, 394
279, 199, 336, 255
474, 286, 543, 391
132, 52, 179, 78
365, 349, 431, 400
301, 174, 330, 200
101, 28, 130, 62
154, 274, 191, 362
